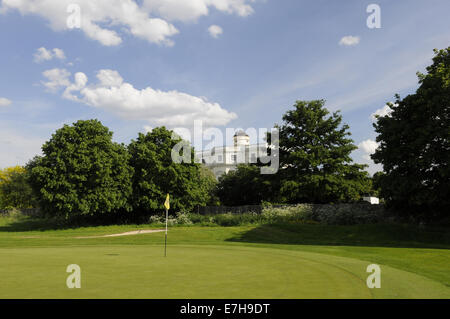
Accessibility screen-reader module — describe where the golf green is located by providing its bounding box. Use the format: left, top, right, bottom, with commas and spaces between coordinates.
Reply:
1, 244, 449, 299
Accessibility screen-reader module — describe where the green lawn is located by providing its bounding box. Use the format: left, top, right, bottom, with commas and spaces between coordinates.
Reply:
0, 215, 449, 299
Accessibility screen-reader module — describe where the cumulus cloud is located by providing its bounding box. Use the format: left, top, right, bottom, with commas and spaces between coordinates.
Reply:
42, 68, 72, 92
1, 0, 178, 46
358, 139, 379, 161
1, 0, 256, 46
371, 104, 394, 121
143, 125, 153, 133
208, 25, 223, 38
43, 68, 237, 127
339, 35, 360, 46
144, 0, 255, 22
0, 97, 12, 107
34, 47, 66, 63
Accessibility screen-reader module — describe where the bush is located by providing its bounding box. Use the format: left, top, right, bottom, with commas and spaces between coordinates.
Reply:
145, 203, 386, 227
148, 212, 193, 226
148, 215, 163, 225
307, 203, 385, 225
176, 212, 193, 225
261, 204, 313, 223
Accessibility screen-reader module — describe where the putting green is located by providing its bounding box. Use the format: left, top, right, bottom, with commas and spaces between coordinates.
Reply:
1, 245, 449, 298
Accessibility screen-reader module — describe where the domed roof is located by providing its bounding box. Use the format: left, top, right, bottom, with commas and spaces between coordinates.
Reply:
233, 130, 248, 137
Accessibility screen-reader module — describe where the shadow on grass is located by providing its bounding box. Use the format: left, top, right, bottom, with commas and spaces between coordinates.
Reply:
0, 216, 75, 232
225, 223, 450, 249
0, 211, 151, 232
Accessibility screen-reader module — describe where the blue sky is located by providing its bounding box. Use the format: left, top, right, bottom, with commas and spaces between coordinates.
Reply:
0, 0, 449, 174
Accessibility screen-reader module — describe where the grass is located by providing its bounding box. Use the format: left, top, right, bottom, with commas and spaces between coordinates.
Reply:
0, 214, 449, 298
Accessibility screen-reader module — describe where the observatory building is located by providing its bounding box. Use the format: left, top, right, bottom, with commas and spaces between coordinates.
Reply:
195, 130, 268, 179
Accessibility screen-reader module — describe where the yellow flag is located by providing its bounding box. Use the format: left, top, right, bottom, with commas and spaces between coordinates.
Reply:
164, 194, 170, 210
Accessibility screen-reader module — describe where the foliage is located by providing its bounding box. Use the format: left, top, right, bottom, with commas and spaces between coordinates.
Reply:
371, 171, 385, 197
261, 204, 313, 223
306, 203, 386, 225
275, 100, 372, 203
0, 166, 36, 208
372, 47, 450, 220
128, 127, 211, 214
216, 164, 280, 206
199, 166, 219, 206
27, 120, 133, 218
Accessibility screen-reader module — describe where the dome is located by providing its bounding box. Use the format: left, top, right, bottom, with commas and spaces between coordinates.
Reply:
233, 130, 248, 137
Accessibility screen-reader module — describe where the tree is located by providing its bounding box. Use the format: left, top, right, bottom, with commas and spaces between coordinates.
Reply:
372, 47, 450, 219
199, 166, 220, 206
27, 120, 133, 218
371, 171, 385, 198
216, 164, 280, 206
0, 166, 36, 208
128, 127, 211, 213
276, 100, 371, 203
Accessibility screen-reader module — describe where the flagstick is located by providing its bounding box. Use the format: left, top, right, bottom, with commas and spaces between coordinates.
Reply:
164, 207, 168, 257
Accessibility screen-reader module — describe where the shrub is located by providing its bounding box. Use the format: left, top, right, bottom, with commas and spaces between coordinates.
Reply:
148, 215, 163, 225
261, 204, 313, 223
175, 212, 193, 225
307, 203, 385, 225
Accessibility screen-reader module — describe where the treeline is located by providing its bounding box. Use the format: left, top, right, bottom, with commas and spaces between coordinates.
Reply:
21, 123, 217, 222
219, 47, 450, 221
1, 100, 374, 221
217, 99, 374, 206
1, 47, 448, 223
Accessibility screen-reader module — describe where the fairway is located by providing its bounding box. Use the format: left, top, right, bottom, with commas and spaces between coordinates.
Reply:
1, 242, 449, 299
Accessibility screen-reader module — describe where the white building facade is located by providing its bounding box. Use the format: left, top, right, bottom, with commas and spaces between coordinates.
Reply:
195, 130, 268, 179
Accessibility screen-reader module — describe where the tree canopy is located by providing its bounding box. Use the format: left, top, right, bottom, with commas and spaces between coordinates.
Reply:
216, 164, 280, 206
27, 120, 133, 218
128, 127, 213, 213
0, 166, 36, 209
372, 47, 450, 219
276, 100, 371, 203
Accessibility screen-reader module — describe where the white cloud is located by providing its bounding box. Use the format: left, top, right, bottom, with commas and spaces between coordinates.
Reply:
371, 104, 394, 121
2, 0, 256, 46
2, 0, 178, 46
339, 35, 360, 46
42, 68, 72, 92
52, 48, 66, 60
208, 25, 223, 38
358, 139, 379, 161
33, 47, 66, 63
144, 0, 255, 22
0, 97, 12, 107
44, 68, 237, 127
143, 125, 153, 133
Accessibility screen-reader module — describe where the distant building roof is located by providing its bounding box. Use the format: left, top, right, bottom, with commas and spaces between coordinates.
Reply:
234, 130, 248, 137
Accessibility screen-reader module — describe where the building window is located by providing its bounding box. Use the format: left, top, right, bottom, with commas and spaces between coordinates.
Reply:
231, 154, 237, 163
218, 155, 223, 163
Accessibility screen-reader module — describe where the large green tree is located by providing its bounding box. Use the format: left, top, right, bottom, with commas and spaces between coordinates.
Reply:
216, 164, 281, 206
372, 48, 450, 219
27, 120, 133, 218
276, 100, 371, 203
128, 127, 212, 213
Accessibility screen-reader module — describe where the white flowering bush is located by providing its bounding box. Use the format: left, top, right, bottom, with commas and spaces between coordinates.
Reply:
261, 204, 313, 223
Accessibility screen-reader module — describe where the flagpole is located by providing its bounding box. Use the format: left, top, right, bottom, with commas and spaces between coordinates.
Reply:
165, 207, 168, 257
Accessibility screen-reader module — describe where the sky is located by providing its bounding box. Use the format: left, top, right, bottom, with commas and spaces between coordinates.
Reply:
0, 0, 449, 175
